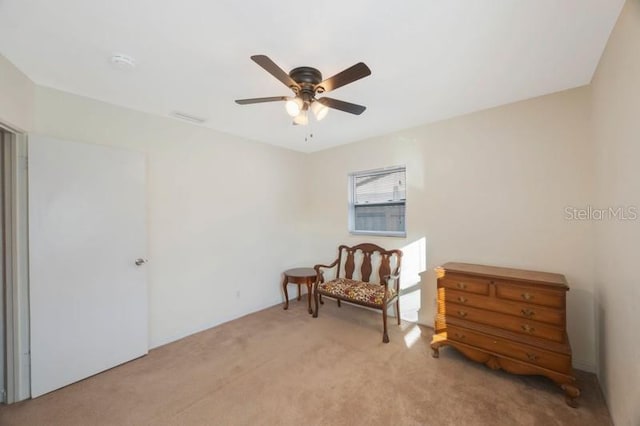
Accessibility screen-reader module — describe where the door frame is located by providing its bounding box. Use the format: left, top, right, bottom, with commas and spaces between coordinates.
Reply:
0, 122, 30, 403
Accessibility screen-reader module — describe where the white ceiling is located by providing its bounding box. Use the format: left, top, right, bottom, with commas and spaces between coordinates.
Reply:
0, 0, 624, 153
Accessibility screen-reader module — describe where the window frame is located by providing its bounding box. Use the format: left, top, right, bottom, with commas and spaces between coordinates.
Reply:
348, 165, 407, 238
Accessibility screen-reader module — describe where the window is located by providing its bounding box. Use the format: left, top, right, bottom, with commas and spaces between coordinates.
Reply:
349, 166, 406, 237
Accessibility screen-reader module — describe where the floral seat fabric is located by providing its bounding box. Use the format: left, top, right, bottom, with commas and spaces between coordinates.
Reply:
318, 278, 395, 306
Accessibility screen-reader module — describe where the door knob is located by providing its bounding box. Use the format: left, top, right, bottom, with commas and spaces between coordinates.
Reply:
135, 258, 148, 266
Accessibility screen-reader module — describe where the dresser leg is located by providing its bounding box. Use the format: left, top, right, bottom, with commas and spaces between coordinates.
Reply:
430, 345, 440, 358
561, 384, 580, 408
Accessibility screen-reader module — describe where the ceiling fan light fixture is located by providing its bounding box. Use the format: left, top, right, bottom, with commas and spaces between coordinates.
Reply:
293, 109, 308, 126
285, 97, 303, 117
235, 55, 371, 129
311, 100, 329, 121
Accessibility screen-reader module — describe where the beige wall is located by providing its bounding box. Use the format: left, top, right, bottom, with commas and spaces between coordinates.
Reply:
0, 54, 34, 131
591, 1, 640, 424
305, 87, 597, 371
33, 86, 310, 348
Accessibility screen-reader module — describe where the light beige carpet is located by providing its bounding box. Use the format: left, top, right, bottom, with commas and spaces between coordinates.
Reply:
0, 300, 611, 426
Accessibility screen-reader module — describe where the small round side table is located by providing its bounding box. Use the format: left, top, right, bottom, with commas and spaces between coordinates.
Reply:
282, 268, 322, 314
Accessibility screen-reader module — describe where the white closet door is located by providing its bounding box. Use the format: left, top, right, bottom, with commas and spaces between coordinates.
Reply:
29, 136, 148, 397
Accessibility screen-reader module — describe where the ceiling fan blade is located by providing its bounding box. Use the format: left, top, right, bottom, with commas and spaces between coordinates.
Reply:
235, 96, 288, 105
317, 97, 366, 115
250, 55, 299, 90
317, 62, 371, 93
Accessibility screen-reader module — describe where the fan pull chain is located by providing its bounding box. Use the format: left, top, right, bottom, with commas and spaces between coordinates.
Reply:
305, 118, 314, 142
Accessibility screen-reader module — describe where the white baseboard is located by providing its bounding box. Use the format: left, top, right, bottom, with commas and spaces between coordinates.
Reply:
149, 296, 284, 350
573, 359, 596, 373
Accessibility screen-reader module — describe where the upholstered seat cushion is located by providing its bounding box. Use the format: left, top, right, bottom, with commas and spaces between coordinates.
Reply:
317, 278, 396, 306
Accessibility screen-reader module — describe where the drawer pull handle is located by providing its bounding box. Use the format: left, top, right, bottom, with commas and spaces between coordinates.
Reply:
521, 308, 535, 318
521, 324, 535, 334
457, 311, 468, 318
454, 332, 466, 340
526, 353, 539, 361
521, 292, 534, 301
457, 296, 468, 303
456, 282, 467, 290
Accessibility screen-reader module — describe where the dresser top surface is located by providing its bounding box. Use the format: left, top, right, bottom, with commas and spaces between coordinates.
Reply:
437, 262, 568, 289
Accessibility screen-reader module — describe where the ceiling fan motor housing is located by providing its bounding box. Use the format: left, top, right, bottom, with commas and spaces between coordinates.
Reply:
289, 66, 325, 100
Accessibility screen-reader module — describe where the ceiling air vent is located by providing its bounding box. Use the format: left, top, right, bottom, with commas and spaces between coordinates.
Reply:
171, 111, 207, 124
110, 54, 136, 69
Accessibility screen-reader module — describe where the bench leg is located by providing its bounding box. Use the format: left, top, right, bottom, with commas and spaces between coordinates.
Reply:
382, 306, 389, 343
395, 299, 401, 325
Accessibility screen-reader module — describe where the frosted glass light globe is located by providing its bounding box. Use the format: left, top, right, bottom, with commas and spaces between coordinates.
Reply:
293, 110, 309, 125
285, 97, 303, 117
311, 101, 329, 121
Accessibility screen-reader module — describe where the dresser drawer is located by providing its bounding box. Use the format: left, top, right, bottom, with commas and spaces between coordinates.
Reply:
439, 274, 491, 295
445, 303, 565, 342
442, 289, 564, 326
495, 283, 564, 309
446, 325, 571, 373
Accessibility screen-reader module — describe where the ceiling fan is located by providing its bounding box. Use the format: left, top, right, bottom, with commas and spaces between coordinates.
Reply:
235, 55, 371, 125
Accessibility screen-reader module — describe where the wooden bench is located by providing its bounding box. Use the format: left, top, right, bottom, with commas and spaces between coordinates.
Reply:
312, 243, 403, 343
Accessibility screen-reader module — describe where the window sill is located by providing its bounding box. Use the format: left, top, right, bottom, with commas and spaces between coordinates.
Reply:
349, 230, 407, 238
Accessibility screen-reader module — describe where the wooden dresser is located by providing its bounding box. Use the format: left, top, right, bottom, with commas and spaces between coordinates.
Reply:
430, 262, 580, 407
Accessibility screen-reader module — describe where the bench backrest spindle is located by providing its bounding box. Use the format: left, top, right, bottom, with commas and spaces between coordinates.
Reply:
336, 243, 402, 288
